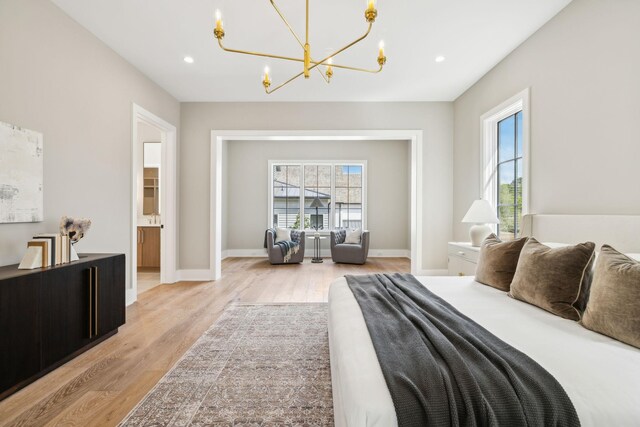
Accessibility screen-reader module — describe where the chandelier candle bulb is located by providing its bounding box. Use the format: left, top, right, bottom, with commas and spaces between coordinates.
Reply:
367, 0, 376, 12
326, 57, 334, 80
262, 67, 271, 90
213, 9, 225, 39
215, 10, 222, 31
378, 40, 386, 66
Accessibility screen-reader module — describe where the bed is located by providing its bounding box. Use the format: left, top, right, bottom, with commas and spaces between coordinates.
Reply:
328, 215, 640, 426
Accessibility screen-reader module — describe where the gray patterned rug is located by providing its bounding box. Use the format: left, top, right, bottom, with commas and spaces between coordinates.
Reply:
120, 304, 333, 426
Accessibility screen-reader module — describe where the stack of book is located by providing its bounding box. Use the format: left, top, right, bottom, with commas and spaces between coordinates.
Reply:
18, 233, 75, 269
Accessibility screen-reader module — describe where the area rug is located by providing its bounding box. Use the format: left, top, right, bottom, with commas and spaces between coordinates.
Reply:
120, 304, 333, 426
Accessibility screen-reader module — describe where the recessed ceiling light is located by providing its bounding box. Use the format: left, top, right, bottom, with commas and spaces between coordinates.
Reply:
184, 56, 194, 64
435, 55, 446, 63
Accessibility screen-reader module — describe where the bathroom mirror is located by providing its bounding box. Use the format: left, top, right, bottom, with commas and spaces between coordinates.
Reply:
143, 142, 161, 215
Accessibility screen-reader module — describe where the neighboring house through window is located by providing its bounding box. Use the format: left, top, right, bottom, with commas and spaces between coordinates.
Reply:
270, 161, 366, 231
481, 89, 530, 240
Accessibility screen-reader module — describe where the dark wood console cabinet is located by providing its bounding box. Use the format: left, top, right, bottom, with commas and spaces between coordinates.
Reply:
0, 254, 125, 400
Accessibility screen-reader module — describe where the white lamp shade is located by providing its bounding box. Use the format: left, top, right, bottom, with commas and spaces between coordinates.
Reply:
461, 199, 500, 224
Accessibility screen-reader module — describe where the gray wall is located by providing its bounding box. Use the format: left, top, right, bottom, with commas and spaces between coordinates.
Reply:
0, 0, 180, 287
180, 102, 454, 271
453, 0, 640, 241
225, 139, 410, 251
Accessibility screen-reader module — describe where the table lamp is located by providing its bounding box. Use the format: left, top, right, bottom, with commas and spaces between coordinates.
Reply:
461, 199, 500, 247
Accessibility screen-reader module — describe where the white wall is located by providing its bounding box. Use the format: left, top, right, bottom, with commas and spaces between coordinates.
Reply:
453, 0, 640, 241
224, 139, 410, 252
0, 0, 180, 288
180, 102, 454, 272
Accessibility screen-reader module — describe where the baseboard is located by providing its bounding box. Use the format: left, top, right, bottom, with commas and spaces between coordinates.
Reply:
175, 269, 215, 282
415, 269, 449, 276
367, 249, 411, 258
224, 249, 268, 258
223, 249, 409, 258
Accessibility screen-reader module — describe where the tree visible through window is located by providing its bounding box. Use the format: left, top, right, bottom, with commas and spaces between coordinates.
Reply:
497, 111, 523, 239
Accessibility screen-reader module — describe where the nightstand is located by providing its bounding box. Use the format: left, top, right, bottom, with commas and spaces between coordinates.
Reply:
447, 242, 481, 276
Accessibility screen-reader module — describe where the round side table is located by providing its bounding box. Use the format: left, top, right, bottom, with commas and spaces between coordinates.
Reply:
307, 235, 327, 263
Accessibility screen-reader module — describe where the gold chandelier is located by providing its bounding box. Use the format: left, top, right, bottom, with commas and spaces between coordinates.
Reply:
213, 0, 387, 94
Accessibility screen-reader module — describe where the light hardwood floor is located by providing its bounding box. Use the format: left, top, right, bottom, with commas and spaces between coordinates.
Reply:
136, 268, 161, 294
0, 257, 410, 427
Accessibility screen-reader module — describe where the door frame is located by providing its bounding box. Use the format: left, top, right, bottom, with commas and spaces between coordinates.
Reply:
210, 130, 423, 280
129, 103, 177, 305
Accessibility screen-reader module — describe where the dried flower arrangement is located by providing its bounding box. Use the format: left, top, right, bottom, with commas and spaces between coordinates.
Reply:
60, 216, 92, 244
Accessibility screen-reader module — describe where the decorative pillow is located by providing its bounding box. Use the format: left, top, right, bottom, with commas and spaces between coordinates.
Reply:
275, 227, 291, 243
508, 238, 595, 320
344, 228, 362, 244
475, 234, 528, 291
581, 245, 640, 348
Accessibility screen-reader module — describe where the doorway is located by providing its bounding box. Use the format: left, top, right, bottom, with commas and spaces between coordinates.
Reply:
129, 104, 177, 305
136, 125, 162, 294
210, 130, 424, 281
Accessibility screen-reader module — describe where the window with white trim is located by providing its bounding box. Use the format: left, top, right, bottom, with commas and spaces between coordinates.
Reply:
270, 161, 366, 231
481, 89, 529, 240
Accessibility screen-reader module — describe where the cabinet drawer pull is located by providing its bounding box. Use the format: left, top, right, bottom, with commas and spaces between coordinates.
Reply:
140, 229, 144, 244
93, 266, 99, 337
88, 268, 93, 339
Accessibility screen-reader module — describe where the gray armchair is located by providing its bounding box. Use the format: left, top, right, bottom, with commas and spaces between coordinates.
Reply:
330, 230, 370, 265
266, 229, 305, 264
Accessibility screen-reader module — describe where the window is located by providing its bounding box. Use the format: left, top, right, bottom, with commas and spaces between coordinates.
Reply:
481, 89, 529, 240
497, 112, 523, 239
334, 165, 363, 229
272, 165, 300, 228
270, 161, 366, 231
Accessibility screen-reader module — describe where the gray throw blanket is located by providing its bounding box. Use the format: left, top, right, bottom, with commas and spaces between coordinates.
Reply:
264, 228, 299, 263
346, 273, 580, 427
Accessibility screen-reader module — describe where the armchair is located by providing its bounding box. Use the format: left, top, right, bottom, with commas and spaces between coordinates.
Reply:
330, 230, 370, 265
265, 229, 305, 264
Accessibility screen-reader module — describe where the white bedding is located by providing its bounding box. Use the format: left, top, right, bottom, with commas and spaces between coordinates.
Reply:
328, 276, 640, 427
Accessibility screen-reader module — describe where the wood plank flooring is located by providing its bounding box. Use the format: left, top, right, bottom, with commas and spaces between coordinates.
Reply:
0, 257, 410, 426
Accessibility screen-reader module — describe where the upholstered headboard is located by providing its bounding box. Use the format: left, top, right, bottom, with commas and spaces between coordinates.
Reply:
521, 214, 640, 253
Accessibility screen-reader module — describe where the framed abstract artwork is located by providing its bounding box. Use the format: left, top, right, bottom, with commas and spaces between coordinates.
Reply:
0, 121, 43, 223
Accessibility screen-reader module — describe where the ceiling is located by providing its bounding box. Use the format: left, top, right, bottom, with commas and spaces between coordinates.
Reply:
51, 0, 572, 102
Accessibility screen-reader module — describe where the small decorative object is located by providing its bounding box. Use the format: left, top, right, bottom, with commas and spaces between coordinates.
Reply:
0, 121, 43, 223
461, 199, 500, 247
18, 243, 46, 269
60, 216, 91, 243
60, 216, 91, 261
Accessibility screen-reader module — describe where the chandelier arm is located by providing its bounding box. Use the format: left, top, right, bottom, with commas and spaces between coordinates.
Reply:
218, 32, 328, 83
306, 23, 373, 74
265, 71, 305, 94
320, 62, 383, 73
316, 66, 330, 83
269, 0, 305, 49
217, 38, 304, 64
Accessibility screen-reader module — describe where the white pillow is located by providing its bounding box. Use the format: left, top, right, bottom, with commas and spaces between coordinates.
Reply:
275, 228, 291, 243
344, 228, 362, 244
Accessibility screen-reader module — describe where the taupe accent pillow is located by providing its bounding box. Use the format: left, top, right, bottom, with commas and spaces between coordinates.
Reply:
581, 245, 640, 348
475, 234, 528, 291
509, 238, 595, 320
